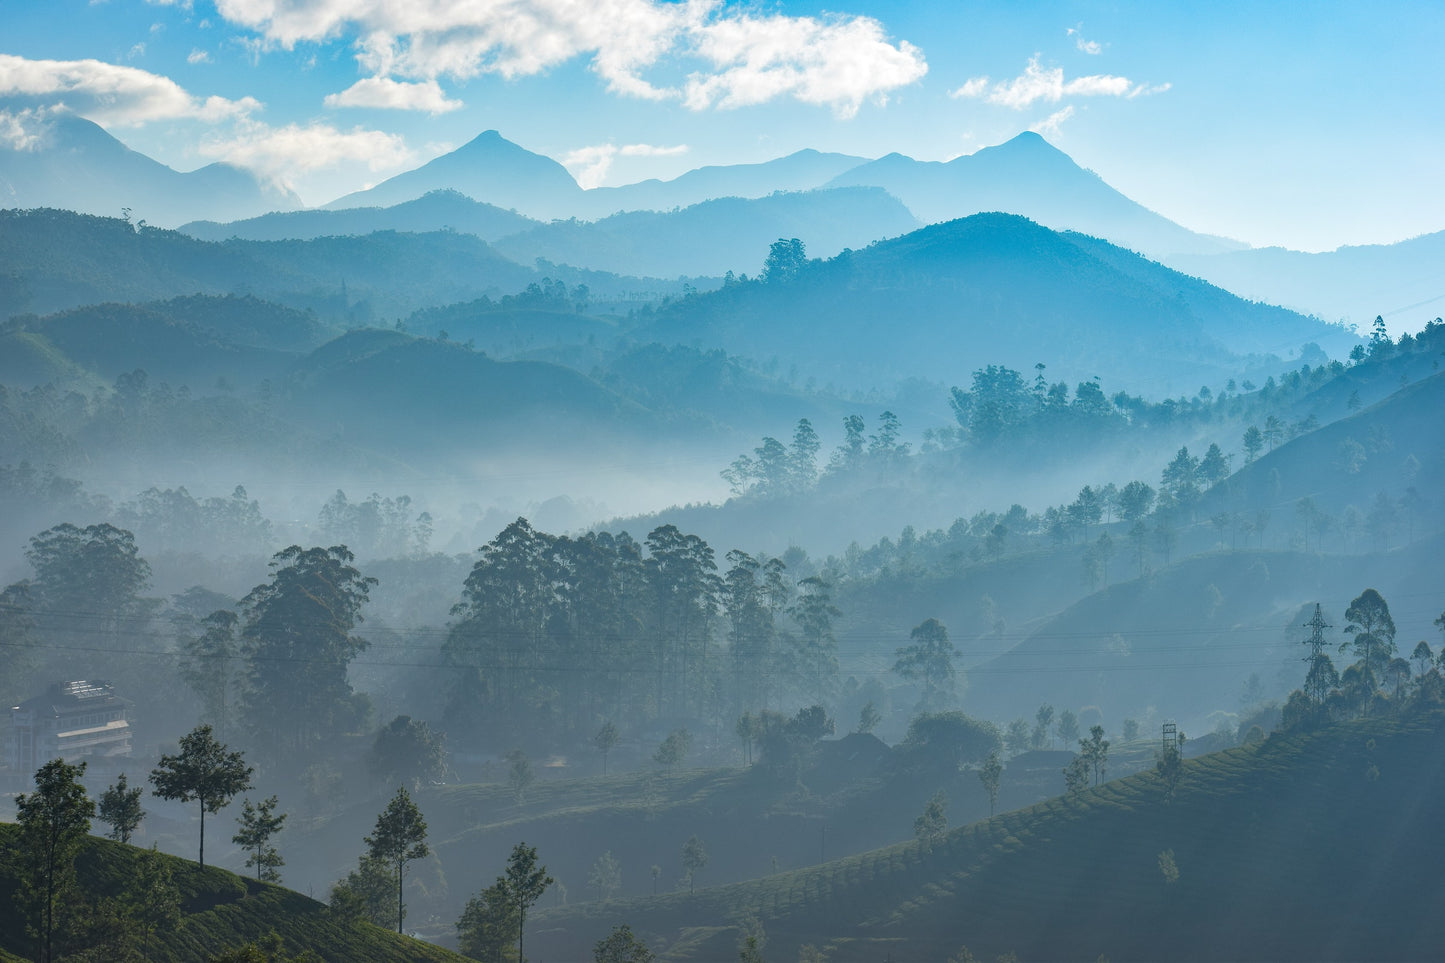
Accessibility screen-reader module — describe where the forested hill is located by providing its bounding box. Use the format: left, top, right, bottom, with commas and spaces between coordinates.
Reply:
631, 213, 1355, 393
530, 709, 1445, 962
0, 826, 467, 962
0, 209, 681, 323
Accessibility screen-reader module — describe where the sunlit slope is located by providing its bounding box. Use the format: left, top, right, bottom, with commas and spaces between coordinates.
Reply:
631, 212, 1347, 392
530, 710, 1445, 962
492, 187, 920, 278
0, 826, 467, 962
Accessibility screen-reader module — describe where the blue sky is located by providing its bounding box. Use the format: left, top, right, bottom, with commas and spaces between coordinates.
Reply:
2, 0, 1441, 251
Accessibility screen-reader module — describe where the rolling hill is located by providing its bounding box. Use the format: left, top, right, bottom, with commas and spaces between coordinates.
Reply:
0, 209, 681, 324
179, 189, 540, 243
528, 707, 1445, 962
630, 212, 1352, 394
0, 825, 466, 962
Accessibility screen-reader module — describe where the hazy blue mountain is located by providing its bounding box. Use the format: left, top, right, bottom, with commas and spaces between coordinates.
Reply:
0, 114, 299, 227
0, 300, 299, 389
179, 189, 540, 242
579, 148, 868, 216
825, 132, 1244, 260
324, 130, 583, 218
630, 212, 1350, 393
0, 209, 682, 323
1167, 230, 1445, 332
493, 187, 920, 278
283, 328, 667, 457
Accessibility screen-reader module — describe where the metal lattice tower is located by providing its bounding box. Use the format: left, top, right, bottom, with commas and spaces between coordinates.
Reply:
1302, 603, 1333, 702
1303, 603, 1331, 660
1162, 721, 1178, 754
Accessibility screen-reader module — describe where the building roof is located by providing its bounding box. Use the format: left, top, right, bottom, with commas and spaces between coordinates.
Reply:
13, 680, 131, 716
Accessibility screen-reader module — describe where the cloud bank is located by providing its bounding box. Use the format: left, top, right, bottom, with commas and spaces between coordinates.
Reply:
0, 53, 259, 126
212, 0, 926, 116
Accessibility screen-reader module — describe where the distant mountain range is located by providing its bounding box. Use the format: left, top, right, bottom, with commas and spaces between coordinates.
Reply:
491, 187, 920, 278
11, 118, 1444, 324
325, 129, 1236, 261
180, 189, 539, 243
0, 114, 298, 226
823, 132, 1244, 259
579, 148, 868, 217
1168, 230, 1445, 332
324, 129, 583, 218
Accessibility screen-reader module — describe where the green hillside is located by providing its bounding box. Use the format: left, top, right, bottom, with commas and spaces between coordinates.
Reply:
529, 707, 1445, 962
632, 212, 1353, 392
0, 825, 467, 962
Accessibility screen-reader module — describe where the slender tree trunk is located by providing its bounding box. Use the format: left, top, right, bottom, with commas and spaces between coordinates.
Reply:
397, 861, 404, 933
199, 802, 206, 867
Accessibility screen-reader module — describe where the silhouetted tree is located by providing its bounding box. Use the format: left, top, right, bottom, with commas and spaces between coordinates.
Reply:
893, 618, 957, 711
97, 772, 143, 844
914, 790, 948, 847
150, 724, 253, 867
681, 835, 708, 893
594, 924, 655, 963
232, 795, 287, 882
365, 786, 429, 933
978, 752, 1002, 816
1343, 588, 1397, 688
504, 842, 553, 962
17, 759, 93, 963
593, 721, 621, 776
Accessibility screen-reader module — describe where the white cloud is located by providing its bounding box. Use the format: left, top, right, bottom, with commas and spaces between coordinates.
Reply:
1128, 82, 1172, 98
212, 0, 925, 115
681, 12, 926, 117
561, 141, 689, 188
198, 119, 414, 189
0, 108, 50, 151
950, 55, 1160, 110
1030, 105, 1074, 136
0, 53, 259, 126
323, 76, 462, 114
187, 49, 212, 64
1066, 24, 1103, 55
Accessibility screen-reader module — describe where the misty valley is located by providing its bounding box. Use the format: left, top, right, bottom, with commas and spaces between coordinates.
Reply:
2, 124, 1444, 963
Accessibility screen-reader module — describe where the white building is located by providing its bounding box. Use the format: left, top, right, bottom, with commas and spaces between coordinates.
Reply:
7, 680, 133, 773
